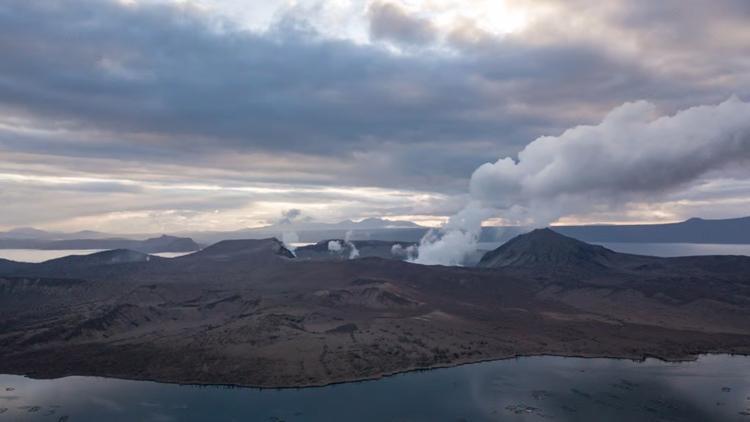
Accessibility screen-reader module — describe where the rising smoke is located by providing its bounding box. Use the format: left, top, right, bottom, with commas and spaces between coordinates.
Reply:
391, 243, 418, 260
328, 240, 343, 252
414, 96, 750, 266
281, 231, 300, 256
344, 230, 360, 259
412, 202, 492, 266
278, 209, 303, 255
327, 235, 360, 260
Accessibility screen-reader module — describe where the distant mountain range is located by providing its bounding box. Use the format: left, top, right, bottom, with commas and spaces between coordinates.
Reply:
180, 215, 750, 245
0, 227, 115, 240
178, 217, 424, 244
0, 235, 200, 254
0, 218, 423, 245
3, 216, 750, 247
554, 216, 750, 244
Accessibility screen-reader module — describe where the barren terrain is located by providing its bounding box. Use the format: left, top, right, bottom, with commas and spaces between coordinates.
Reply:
1, 230, 749, 387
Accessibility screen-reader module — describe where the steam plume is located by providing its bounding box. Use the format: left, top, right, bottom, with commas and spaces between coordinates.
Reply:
327, 236, 359, 259
415, 96, 750, 266
344, 230, 360, 259
278, 209, 303, 255
412, 202, 492, 266
391, 243, 418, 260
281, 231, 299, 256
471, 96, 750, 226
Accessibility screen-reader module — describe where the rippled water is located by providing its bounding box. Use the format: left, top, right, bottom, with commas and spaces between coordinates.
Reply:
1, 355, 749, 421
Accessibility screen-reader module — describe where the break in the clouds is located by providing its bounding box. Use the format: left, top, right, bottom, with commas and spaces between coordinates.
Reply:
0, 0, 749, 232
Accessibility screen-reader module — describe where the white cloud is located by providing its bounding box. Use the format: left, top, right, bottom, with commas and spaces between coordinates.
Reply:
2, 0, 750, 233
412, 96, 750, 266
470, 96, 750, 226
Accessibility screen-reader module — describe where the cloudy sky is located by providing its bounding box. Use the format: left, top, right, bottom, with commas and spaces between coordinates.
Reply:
1, 0, 750, 233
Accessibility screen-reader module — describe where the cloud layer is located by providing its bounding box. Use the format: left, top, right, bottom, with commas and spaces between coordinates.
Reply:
0, 0, 749, 231
470, 97, 750, 226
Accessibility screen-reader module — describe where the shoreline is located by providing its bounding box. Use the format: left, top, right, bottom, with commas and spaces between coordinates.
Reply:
4, 350, 748, 391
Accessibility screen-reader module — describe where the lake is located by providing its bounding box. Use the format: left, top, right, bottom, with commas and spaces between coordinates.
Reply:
0, 249, 192, 263
596, 242, 750, 257
1, 355, 749, 421
476, 242, 750, 258
3, 242, 750, 264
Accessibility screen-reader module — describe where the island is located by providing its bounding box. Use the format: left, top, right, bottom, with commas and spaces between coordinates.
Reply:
1, 229, 749, 388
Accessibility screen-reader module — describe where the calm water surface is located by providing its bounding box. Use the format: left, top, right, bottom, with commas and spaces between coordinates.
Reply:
0, 249, 191, 263
1, 355, 749, 421
596, 242, 750, 257
3, 242, 750, 263
476, 242, 750, 258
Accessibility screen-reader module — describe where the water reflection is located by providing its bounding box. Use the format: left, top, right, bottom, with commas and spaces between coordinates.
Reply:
1, 355, 749, 421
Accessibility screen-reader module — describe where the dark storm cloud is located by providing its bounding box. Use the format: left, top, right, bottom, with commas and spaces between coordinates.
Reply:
1, 0, 750, 231
367, 1, 437, 45
0, 0, 690, 164
277, 208, 303, 225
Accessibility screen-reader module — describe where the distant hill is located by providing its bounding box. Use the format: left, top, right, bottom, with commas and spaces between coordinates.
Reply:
5, 216, 749, 247
477, 228, 623, 270
0, 227, 58, 239
182, 218, 424, 244
0, 227, 114, 240
0, 235, 201, 253
40, 249, 153, 267
555, 216, 750, 244
0, 218, 423, 245
232, 217, 421, 235
180, 238, 294, 262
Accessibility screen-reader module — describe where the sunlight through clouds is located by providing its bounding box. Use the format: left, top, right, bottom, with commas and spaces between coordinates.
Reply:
1, 0, 749, 232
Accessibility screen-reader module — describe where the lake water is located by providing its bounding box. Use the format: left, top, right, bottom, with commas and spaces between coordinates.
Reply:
476, 242, 750, 258
3, 242, 750, 264
596, 242, 750, 257
1, 355, 749, 421
0, 249, 192, 263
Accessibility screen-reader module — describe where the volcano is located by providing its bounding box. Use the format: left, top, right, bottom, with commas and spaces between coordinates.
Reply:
1, 232, 750, 388
478, 228, 622, 270
180, 238, 294, 262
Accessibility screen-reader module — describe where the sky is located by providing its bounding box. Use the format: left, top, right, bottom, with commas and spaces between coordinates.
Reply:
1, 0, 750, 233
